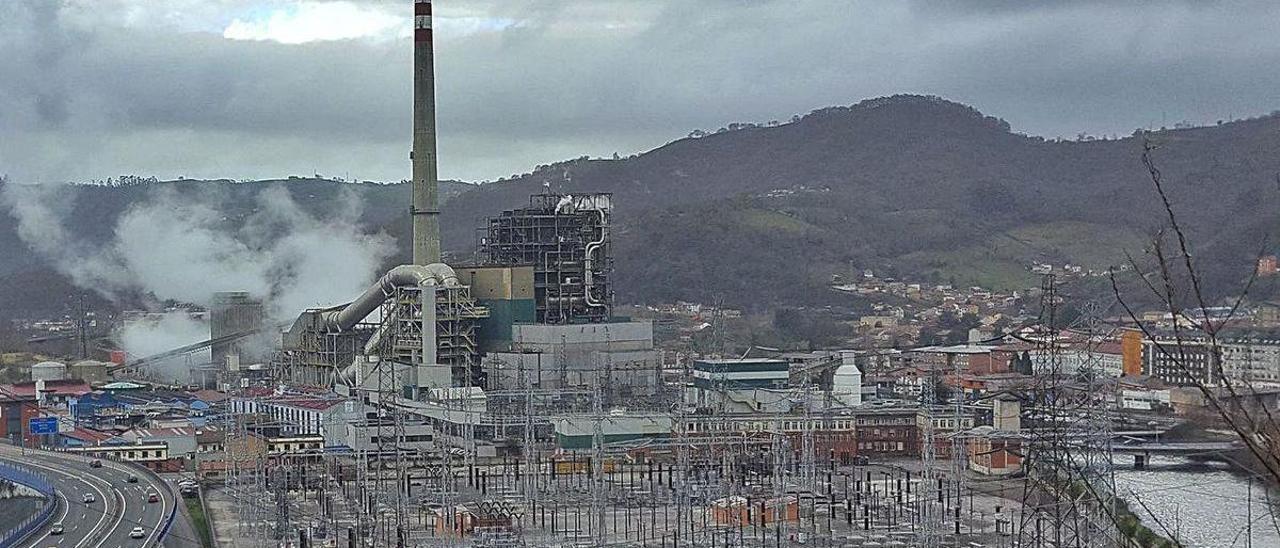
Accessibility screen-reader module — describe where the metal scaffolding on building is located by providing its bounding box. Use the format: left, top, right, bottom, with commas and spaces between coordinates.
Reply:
479, 193, 613, 325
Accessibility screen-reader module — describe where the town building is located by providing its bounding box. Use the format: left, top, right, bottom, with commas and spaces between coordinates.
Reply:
121, 426, 198, 460
1, 379, 92, 408
0, 387, 39, 444
690, 358, 791, 410
343, 419, 435, 453
1221, 339, 1280, 385
1257, 255, 1278, 277
1029, 342, 1124, 378
908, 345, 1013, 375
67, 441, 179, 471
230, 393, 362, 447
1142, 337, 1218, 386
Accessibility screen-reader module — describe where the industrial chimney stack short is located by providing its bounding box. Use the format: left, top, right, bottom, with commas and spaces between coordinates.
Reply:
411, 0, 441, 265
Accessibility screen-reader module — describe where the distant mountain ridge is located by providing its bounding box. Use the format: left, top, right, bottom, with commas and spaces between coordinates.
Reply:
440, 94, 1280, 308
5, 94, 1280, 316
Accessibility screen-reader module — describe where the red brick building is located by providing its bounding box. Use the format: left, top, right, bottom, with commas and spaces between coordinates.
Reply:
966, 426, 1023, 476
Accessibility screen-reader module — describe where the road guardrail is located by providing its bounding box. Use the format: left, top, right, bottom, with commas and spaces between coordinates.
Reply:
0, 460, 58, 548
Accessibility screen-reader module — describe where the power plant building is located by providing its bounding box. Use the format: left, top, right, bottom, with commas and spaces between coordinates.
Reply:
480, 193, 613, 325
211, 292, 265, 368
482, 321, 661, 397
455, 265, 536, 352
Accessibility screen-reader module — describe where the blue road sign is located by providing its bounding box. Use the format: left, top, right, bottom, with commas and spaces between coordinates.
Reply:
29, 417, 58, 435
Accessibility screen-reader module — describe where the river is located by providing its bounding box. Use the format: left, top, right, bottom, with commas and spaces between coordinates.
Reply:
1113, 456, 1280, 548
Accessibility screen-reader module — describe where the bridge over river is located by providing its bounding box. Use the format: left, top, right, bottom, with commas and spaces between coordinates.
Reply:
1112, 438, 1244, 468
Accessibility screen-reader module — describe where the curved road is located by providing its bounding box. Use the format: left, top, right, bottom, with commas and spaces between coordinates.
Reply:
0, 445, 194, 548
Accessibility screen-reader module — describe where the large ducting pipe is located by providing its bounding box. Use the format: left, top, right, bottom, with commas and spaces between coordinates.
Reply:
320, 264, 458, 333
411, 0, 441, 265
583, 231, 607, 309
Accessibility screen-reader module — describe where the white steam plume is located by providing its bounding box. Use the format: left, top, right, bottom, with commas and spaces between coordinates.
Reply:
117, 311, 210, 383
2, 181, 396, 321
4, 182, 395, 379
2, 182, 134, 297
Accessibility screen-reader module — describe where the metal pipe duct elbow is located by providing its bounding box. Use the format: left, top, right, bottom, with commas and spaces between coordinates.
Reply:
422, 263, 460, 287
320, 263, 459, 332
338, 362, 360, 387
583, 230, 607, 309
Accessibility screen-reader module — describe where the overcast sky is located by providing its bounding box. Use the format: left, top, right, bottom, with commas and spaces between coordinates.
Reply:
3, 0, 1280, 185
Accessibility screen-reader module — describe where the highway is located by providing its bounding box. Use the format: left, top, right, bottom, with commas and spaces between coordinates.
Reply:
0, 445, 195, 548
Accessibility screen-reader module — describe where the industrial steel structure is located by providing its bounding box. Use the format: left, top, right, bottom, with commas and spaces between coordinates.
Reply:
278, 265, 488, 392
211, 291, 265, 368
480, 193, 613, 325
196, 1, 1120, 547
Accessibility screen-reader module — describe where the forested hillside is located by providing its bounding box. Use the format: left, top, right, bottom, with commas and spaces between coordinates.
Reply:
5, 95, 1280, 315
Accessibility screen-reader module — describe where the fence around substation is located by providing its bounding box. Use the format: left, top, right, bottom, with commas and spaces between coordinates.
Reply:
0, 460, 58, 548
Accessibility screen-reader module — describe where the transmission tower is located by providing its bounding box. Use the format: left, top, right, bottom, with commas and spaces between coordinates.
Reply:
950, 343, 969, 539
373, 358, 407, 546
675, 355, 692, 547
1018, 273, 1121, 547
771, 416, 789, 546
273, 461, 293, 541
799, 370, 817, 497
589, 328, 610, 548
917, 364, 944, 548
708, 293, 727, 355
1062, 291, 1122, 546
518, 335, 538, 506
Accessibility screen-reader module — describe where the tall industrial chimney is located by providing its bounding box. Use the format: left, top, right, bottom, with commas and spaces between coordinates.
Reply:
411, 0, 441, 265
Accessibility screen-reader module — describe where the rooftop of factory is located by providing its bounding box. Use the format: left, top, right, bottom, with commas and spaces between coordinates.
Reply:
268, 397, 346, 411
0, 379, 93, 398
693, 357, 789, 364
63, 426, 117, 444
126, 426, 197, 439
910, 344, 997, 354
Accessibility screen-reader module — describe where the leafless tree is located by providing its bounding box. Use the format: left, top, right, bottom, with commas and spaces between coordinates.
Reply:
1108, 138, 1280, 545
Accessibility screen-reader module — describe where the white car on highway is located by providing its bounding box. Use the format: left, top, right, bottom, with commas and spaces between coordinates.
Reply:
129, 527, 145, 539
82, 493, 95, 503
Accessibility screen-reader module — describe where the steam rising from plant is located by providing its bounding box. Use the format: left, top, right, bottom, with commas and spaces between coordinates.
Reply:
117, 311, 211, 383
1, 182, 396, 374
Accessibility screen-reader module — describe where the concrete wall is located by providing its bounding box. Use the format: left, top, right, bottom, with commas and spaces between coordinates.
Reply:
456, 266, 535, 300
511, 321, 652, 352
484, 349, 661, 395
343, 421, 434, 453
554, 414, 671, 449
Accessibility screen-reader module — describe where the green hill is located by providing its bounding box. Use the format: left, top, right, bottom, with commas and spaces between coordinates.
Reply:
5, 94, 1280, 315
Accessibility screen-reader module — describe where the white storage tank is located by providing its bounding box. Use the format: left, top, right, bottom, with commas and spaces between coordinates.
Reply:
832, 351, 864, 408
31, 361, 68, 382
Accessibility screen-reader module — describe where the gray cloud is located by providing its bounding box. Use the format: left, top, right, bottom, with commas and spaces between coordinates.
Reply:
2, 0, 1279, 185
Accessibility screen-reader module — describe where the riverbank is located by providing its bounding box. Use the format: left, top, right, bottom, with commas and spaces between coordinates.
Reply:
1115, 455, 1280, 547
